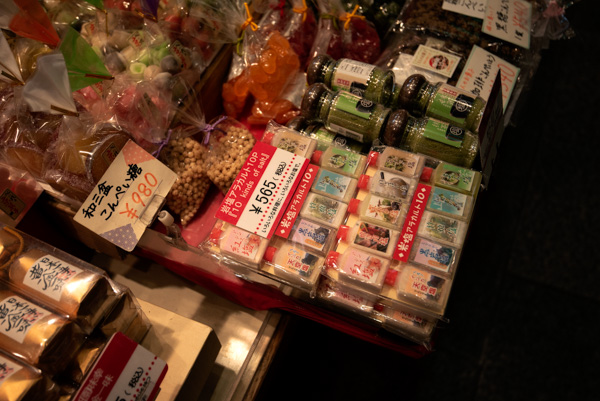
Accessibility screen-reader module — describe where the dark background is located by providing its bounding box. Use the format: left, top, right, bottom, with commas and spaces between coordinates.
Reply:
254, 2, 600, 400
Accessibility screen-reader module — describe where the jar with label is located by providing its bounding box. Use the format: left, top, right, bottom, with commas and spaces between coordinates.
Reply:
311, 168, 358, 203
397, 74, 486, 133
208, 220, 269, 267
380, 109, 479, 168
299, 193, 348, 228
337, 221, 400, 259
286, 116, 365, 153
262, 239, 324, 290
262, 126, 317, 157
306, 54, 395, 106
287, 217, 337, 255
301, 83, 404, 145
325, 248, 390, 292
347, 194, 407, 228
311, 148, 367, 178
368, 147, 425, 178
357, 169, 417, 201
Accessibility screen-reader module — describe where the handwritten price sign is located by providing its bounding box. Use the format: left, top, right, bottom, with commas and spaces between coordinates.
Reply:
74, 140, 177, 251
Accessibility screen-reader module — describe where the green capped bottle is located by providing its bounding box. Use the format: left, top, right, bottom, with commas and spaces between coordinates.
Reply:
397, 74, 486, 133
381, 109, 479, 168
306, 54, 395, 106
300, 83, 405, 146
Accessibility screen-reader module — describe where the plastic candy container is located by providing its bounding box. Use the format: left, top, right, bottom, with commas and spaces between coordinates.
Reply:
337, 221, 400, 259
208, 220, 269, 267
0, 351, 61, 401
390, 262, 452, 316
408, 237, 460, 276
306, 54, 395, 105
299, 193, 348, 228
262, 127, 317, 157
325, 248, 390, 292
287, 218, 337, 255
311, 147, 368, 178
376, 304, 436, 344
367, 147, 425, 178
425, 162, 482, 195
397, 74, 486, 133
418, 211, 468, 246
347, 194, 407, 228
380, 109, 479, 168
311, 168, 358, 203
427, 186, 474, 221
317, 278, 376, 316
262, 239, 324, 290
357, 169, 417, 201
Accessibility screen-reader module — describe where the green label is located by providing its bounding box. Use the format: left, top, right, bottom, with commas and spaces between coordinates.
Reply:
436, 163, 475, 192
312, 127, 336, 144
334, 91, 373, 120
422, 119, 465, 148
326, 148, 361, 175
428, 84, 475, 126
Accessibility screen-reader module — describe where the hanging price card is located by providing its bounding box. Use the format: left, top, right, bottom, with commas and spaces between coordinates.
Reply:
442, 0, 487, 19
215, 141, 309, 239
483, 0, 532, 49
74, 140, 177, 252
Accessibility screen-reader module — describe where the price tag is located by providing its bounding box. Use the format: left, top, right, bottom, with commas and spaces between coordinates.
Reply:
483, 0, 532, 49
411, 45, 462, 79
215, 141, 309, 239
394, 184, 432, 262
275, 164, 319, 239
442, 0, 488, 19
72, 332, 167, 401
457, 45, 520, 111
74, 140, 177, 252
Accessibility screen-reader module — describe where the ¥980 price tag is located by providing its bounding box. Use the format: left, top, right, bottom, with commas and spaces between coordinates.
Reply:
74, 140, 177, 251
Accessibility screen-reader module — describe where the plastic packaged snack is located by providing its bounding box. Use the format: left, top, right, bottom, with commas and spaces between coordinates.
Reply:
347, 193, 407, 228
317, 277, 376, 316
202, 116, 256, 194
0, 350, 61, 401
357, 169, 417, 201
422, 162, 482, 195
0, 286, 85, 374
0, 227, 21, 267
367, 146, 425, 178
311, 147, 367, 178
262, 121, 317, 157
337, 220, 400, 259
207, 220, 269, 267
311, 168, 358, 203
0, 163, 43, 226
325, 247, 390, 292
287, 217, 337, 255
299, 193, 348, 228
427, 186, 474, 221
262, 238, 325, 290
376, 304, 436, 345
417, 211, 468, 247
408, 237, 460, 276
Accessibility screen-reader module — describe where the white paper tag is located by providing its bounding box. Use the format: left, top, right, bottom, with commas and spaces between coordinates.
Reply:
74, 140, 177, 252
23, 255, 83, 301
0, 295, 51, 343
456, 45, 520, 111
482, 0, 532, 49
442, 0, 488, 19
411, 45, 461, 78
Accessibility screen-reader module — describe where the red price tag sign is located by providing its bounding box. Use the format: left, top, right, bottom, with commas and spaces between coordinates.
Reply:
215, 141, 309, 239
394, 184, 432, 262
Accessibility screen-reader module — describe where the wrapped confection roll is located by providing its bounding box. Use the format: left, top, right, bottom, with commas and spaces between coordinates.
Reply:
98, 289, 150, 344
0, 350, 61, 401
0, 228, 22, 270
62, 334, 106, 385
4, 248, 117, 333
0, 288, 85, 375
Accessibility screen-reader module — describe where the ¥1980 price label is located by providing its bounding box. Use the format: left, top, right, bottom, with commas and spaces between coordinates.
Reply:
216, 141, 309, 239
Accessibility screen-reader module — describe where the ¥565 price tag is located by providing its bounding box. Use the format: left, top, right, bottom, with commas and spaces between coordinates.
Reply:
74, 140, 177, 251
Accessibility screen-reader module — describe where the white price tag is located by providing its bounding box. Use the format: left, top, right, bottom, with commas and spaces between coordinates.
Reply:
442, 0, 488, 19
483, 0, 532, 48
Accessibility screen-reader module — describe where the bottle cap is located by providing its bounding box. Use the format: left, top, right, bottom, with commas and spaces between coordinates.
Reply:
397, 74, 427, 110
306, 54, 332, 85
325, 251, 341, 268
357, 174, 371, 189
420, 166, 434, 183
286, 116, 306, 132
336, 225, 350, 241
263, 246, 277, 263
301, 83, 329, 121
384, 269, 398, 287
380, 109, 410, 148
311, 150, 323, 164
262, 131, 275, 144
368, 151, 379, 166
347, 198, 360, 214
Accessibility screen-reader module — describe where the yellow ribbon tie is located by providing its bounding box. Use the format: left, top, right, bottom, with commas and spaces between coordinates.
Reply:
293, 0, 309, 23
340, 5, 365, 30
241, 2, 258, 31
